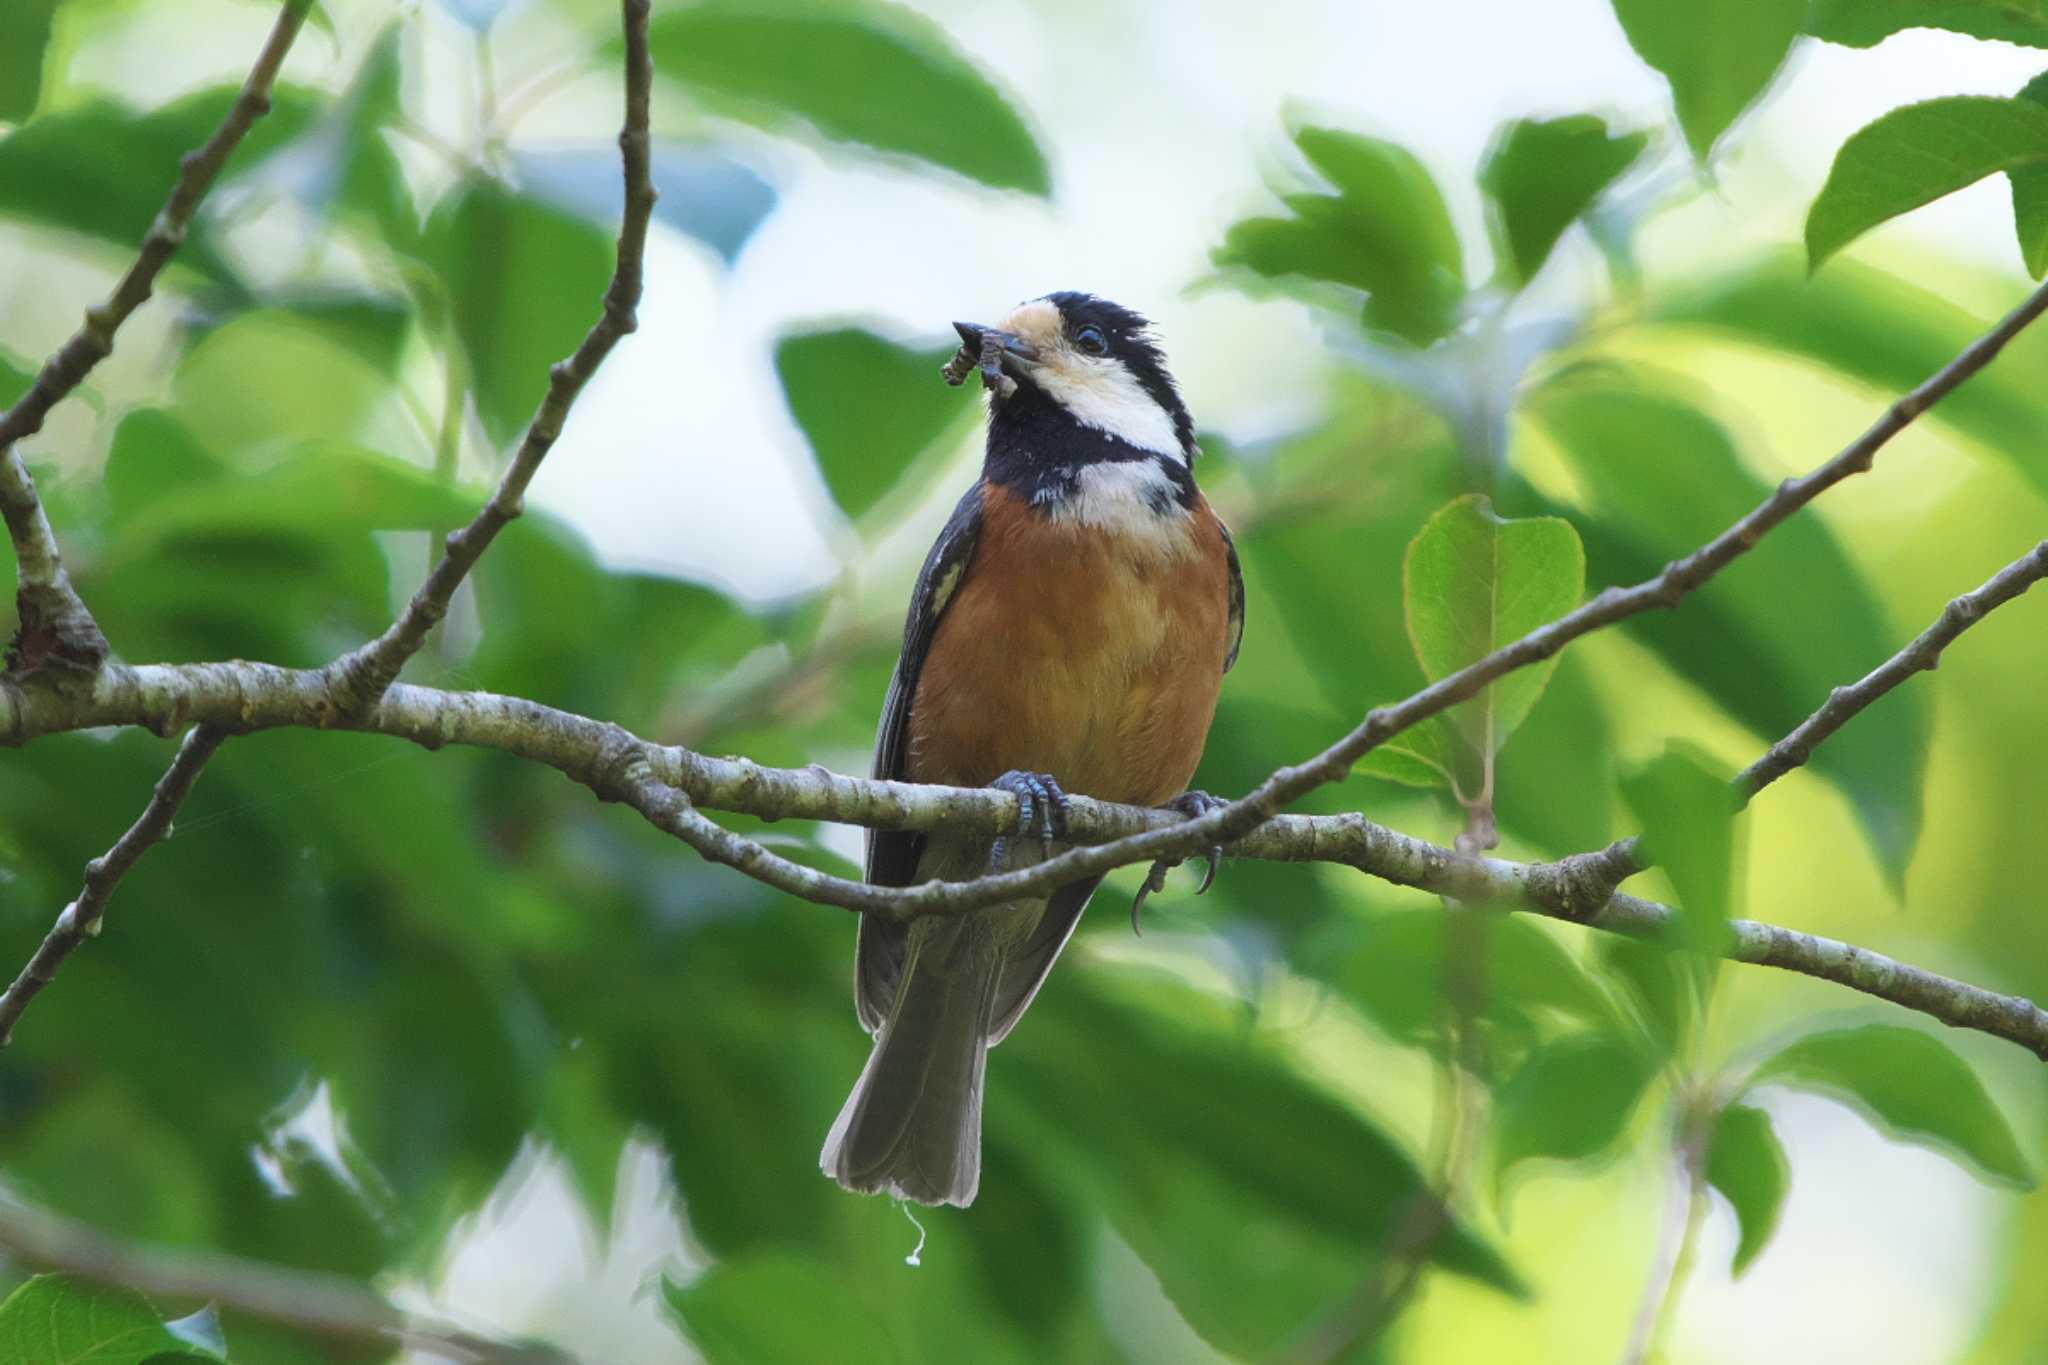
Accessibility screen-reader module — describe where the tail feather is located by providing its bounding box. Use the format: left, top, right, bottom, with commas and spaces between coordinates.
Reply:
821, 915, 1001, 1206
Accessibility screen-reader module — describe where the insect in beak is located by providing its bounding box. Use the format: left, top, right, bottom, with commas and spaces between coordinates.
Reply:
942, 323, 1039, 397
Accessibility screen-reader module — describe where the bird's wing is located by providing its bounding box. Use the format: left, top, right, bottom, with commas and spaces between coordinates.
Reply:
856, 482, 985, 1032
1220, 515, 1246, 673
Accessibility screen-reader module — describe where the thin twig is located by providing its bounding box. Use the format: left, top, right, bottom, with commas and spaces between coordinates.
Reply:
321, 0, 657, 716
1737, 539, 2048, 798
0, 1195, 563, 1364
0, 0, 315, 676
1619, 1107, 1712, 1365
0, 725, 226, 1045
3, 667, 2044, 1057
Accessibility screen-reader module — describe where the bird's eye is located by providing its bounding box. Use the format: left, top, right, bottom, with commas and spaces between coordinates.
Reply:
1074, 325, 1109, 356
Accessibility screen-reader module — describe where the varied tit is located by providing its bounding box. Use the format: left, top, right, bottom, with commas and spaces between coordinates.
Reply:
820, 292, 1245, 1207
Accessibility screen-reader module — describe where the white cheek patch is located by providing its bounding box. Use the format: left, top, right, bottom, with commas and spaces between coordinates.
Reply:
1045, 461, 1194, 557
1027, 361, 1185, 462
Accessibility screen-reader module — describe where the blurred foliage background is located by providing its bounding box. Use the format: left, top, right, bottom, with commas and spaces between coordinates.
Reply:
3, 0, 2048, 1362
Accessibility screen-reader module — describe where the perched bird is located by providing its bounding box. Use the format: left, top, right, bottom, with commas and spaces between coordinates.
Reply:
820, 292, 1244, 1206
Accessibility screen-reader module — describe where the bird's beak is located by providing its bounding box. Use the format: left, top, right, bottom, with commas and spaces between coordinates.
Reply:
952, 321, 1039, 363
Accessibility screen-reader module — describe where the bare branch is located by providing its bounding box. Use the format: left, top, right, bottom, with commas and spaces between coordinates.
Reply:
1738, 539, 2048, 798
0, 1194, 565, 1364
321, 0, 657, 717
2, 664, 2044, 1058
0, 0, 316, 677
0, 725, 226, 1045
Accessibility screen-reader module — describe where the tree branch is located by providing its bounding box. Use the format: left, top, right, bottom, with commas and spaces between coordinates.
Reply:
0, 0, 315, 679
1737, 539, 2048, 798
0, 724, 225, 1045
3, 665, 2044, 1057
0, 1194, 566, 1364
321, 0, 656, 717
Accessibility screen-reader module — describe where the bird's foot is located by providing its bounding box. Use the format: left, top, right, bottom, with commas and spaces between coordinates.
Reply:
1131, 790, 1229, 935
987, 770, 1069, 871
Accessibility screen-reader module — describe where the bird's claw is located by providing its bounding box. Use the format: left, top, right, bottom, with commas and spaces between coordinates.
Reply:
987, 770, 1069, 871
1130, 790, 1229, 935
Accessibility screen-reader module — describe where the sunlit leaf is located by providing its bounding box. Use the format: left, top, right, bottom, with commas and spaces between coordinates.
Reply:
422, 175, 613, 445
775, 326, 967, 523
1618, 742, 1739, 952
1493, 1031, 1658, 1201
0, 0, 60, 124
1650, 255, 2048, 495
2010, 73, 2048, 278
1806, 97, 2048, 272
1807, 0, 2048, 47
1609, 0, 1805, 158
1403, 493, 1584, 767
171, 306, 394, 462
1753, 1025, 2035, 1188
1216, 125, 1466, 345
1705, 1102, 1790, 1274
0, 1274, 222, 1364
1479, 114, 1647, 286
1524, 375, 1929, 886
646, 0, 1049, 195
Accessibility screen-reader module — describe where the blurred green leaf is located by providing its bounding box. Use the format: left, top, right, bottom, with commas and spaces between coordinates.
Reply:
1651, 255, 2048, 494
1003, 966, 1519, 1358
1610, 0, 1804, 158
0, 351, 31, 407
1525, 375, 1928, 886
1753, 1025, 2035, 1187
646, 0, 1049, 195
0, 1274, 221, 1364
1357, 712, 1459, 789
1595, 934, 1697, 1057
1404, 493, 1584, 774
1705, 1102, 1790, 1274
0, 87, 317, 288
665, 1257, 903, 1365
0, 0, 59, 124
1618, 743, 1738, 952
423, 176, 612, 445
2010, 74, 2048, 278
517, 143, 779, 264
775, 326, 966, 523
1493, 1032, 1658, 1201
1479, 114, 1647, 287
1807, 0, 2048, 47
1336, 907, 1619, 1047
171, 307, 395, 462
1216, 125, 1466, 345
1806, 97, 2048, 272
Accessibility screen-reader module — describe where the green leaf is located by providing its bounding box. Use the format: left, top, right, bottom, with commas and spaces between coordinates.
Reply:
1595, 935, 1698, 1057
422, 176, 613, 445
664, 1258, 902, 1365
1336, 907, 1620, 1047
1705, 1103, 1790, 1275
1357, 713, 1460, 789
1004, 966, 1520, 1358
0, 88, 317, 289
0, 1274, 222, 1364
646, 0, 1048, 195
1650, 255, 2048, 496
1524, 375, 1929, 887
1479, 115, 1648, 287
1808, 0, 2048, 47
1215, 125, 1466, 345
0, 0, 60, 124
1618, 742, 1739, 952
1403, 494, 1584, 764
2011, 74, 2048, 278
171, 306, 399, 461
0, 351, 31, 408
1610, 0, 1806, 158
1753, 1025, 2034, 1188
1805, 97, 2048, 272
774, 326, 966, 523
1493, 1032, 1658, 1201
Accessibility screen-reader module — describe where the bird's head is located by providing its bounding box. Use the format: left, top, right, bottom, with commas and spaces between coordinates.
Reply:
952, 292, 1196, 468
